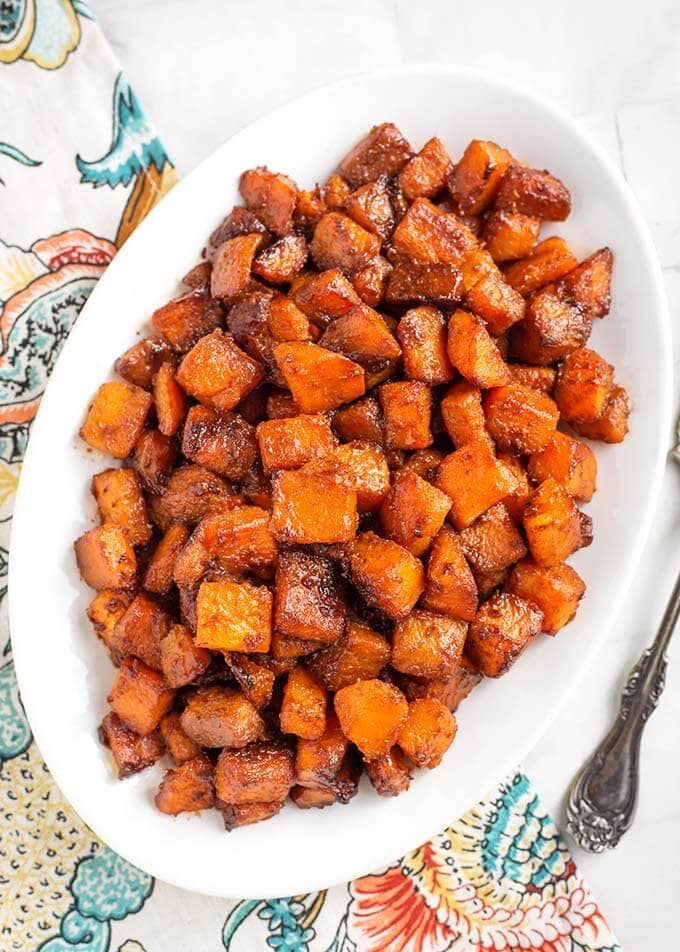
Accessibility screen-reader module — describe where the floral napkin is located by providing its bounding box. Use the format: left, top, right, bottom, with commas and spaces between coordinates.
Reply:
0, 5, 621, 950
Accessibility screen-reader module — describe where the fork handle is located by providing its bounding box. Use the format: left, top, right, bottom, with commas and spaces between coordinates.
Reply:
566, 568, 680, 852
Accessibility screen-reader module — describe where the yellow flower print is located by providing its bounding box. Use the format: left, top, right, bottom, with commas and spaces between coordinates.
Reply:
0, 0, 90, 71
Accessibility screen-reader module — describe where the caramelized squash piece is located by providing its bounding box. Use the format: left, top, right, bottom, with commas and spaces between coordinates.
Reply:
446, 309, 511, 388
497, 451, 533, 524
554, 347, 614, 424
196, 578, 273, 653
215, 742, 295, 804
253, 234, 308, 283
353, 256, 392, 307
323, 173, 352, 208
182, 405, 257, 480
440, 381, 492, 449
349, 531, 425, 620
510, 283, 592, 365
274, 341, 365, 413
256, 413, 335, 474
482, 211, 540, 263
379, 381, 432, 450
151, 291, 222, 353
280, 666, 327, 739
466, 592, 543, 677
160, 623, 211, 688
392, 609, 467, 679
108, 657, 174, 736
387, 263, 463, 309
435, 440, 518, 529
182, 261, 212, 291
398, 136, 452, 200
271, 631, 325, 661
464, 268, 526, 335
527, 431, 597, 502
399, 448, 444, 482
507, 363, 556, 394
523, 477, 590, 566
290, 785, 337, 809
307, 620, 390, 691
181, 685, 265, 748
270, 458, 358, 544
459, 502, 526, 576
366, 747, 412, 796
311, 212, 382, 276
571, 384, 630, 444
87, 589, 133, 654
209, 205, 269, 250
174, 506, 277, 586
211, 234, 264, 302
111, 593, 173, 670
422, 525, 478, 621
397, 306, 454, 385
495, 166, 571, 220
560, 248, 613, 320
344, 176, 394, 240
333, 395, 384, 444
266, 389, 301, 420
338, 122, 413, 187
239, 166, 298, 235
398, 698, 457, 768
295, 186, 326, 232
149, 464, 235, 528
115, 336, 173, 390
153, 362, 187, 437
503, 236, 578, 296
159, 711, 201, 764
292, 268, 361, 322
219, 799, 285, 829
155, 754, 215, 815
379, 471, 451, 556
483, 382, 559, 454
134, 428, 177, 494
334, 679, 408, 760
226, 654, 276, 710
81, 381, 151, 458
177, 329, 264, 412
143, 523, 190, 595
401, 656, 481, 711
91, 468, 152, 547
274, 549, 345, 642
99, 712, 164, 779
392, 197, 477, 266
295, 711, 349, 791
507, 558, 586, 635
74, 523, 137, 591
447, 140, 513, 215
319, 304, 401, 378
333, 441, 390, 512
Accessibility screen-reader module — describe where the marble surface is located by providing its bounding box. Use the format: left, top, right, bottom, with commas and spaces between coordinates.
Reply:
91, 0, 680, 945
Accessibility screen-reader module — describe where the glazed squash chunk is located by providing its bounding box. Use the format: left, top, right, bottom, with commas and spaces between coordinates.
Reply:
108, 657, 174, 736
111, 593, 173, 671
182, 405, 258, 480
503, 236, 578, 296
149, 464, 235, 528
507, 558, 586, 635
509, 282, 592, 365
153, 362, 187, 437
379, 471, 451, 557
210, 234, 264, 302
379, 381, 432, 450
274, 549, 345, 643
143, 523, 190, 595
271, 631, 324, 661
387, 263, 463, 309
459, 502, 527, 575
81, 381, 152, 458
435, 440, 518, 530
290, 784, 337, 809
334, 679, 408, 760
209, 205, 268, 249
181, 685, 265, 748
99, 712, 165, 779
507, 363, 556, 394
353, 256, 392, 307
464, 267, 526, 336
219, 800, 285, 830
252, 234, 308, 284
155, 753, 215, 815
397, 306, 454, 385
307, 620, 390, 691
495, 165, 571, 221
91, 468, 152, 547
292, 268, 361, 322
392, 197, 477, 266
270, 459, 358, 544
134, 428, 177, 495
239, 166, 298, 235
159, 711, 201, 765
74, 523, 137, 591
440, 381, 492, 449
397, 698, 457, 768
447, 140, 514, 215
482, 211, 540, 263
333, 395, 384, 444
397, 136, 452, 200
527, 431, 597, 502
401, 656, 482, 712
268, 293, 313, 342
366, 747, 412, 797
226, 655, 276, 710
115, 336, 173, 390
319, 304, 401, 379
446, 309, 512, 388
295, 712, 349, 790
392, 609, 467, 679
338, 122, 413, 187
523, 477, 591, 566
497, 451, 533, 524
399, 448, 444, 482
572, 384, 630, 443
266, 390, 301, 420
215, 742, 295, 804
196, 579, 272, 653
177, 329, 264, 412
333, 441, 390, 512
273, 341, 365, 413
87, 589, 133, 653
280, 666, 327, 739
174, 507, 277, 586
256, 413, 336, 473
160, 623, 211, 688
466, 592, 543, 677
560, 248, 613, 320
349, 532, 425, 620
422, 525, 478, 622
483, 382, 559, 454
344, 176, 394, 240
310, 212, 382, 275
554, 347, 614, 424
151, 291, 222, 353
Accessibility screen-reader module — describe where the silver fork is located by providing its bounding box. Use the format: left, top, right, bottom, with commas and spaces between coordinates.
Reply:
566, 429, 680, 852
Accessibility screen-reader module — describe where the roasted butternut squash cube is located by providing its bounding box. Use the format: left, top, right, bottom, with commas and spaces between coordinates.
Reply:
366, 747, 413, 796
225, 286, 281, 375
270, 458, 358, 544
209, 205, 269, 250
527, 432, 597, 502
252, 234, 308, 284
215, 742, 295, 804
174, 506, 277, 587
508, 363, 556, 394
225, 654, 276, 710
153, 362, 187, 437
219, 799, 284, 829
177, 329, 264, 412
349, 531, 424, 619
183, 406, 256, 481
401, 656, 481, 711
483, 382, 559, 454
256, 413, 335, 474
159, 711, 201, 764
447, 309, 511, 388
274, 341, 365, 413
495, 166, 571, 220
503, 236, 578, 296
306, 620, 390, 691
274, 549, 345, 642
87, 589, 133, 653
280, 666, 327, 740
182, 260, 212, 291
379, 381, 432, 450
510, 283, 592, 365
143, 523, 190, 595
392, 609, 467, 680
397, 136, 452, 200
110, 592, 173, 671
459, 502, 526, 575
399, 448, 444, 482
295, 186, 327, 232
473, 565, 510, 597
561, 248, 613, 320
319, 304, 401, 378
344, 176, 394, 240
497, 451, 533, 524
435, 441, 518, 529
379, 471, 451, 557
332, 440, 390, 512
338, 122, 413, 187
554, 347, 614, 424
271, 631, 325, 660
352, 256, 392, 307
155, 754, 215, 815
74, 523, 137, 591
295, 712, 349, 789
181, 685, 265, 748
310, 213, 382, 276
108, 657, 174, 736
115, 336, 173, 390
507, 558, 586, 635
266, 296, 312, 346
334, 679, 408, 760
398, 698, 457, 768
91, 468, 152, 547
323, 173, 352, 209
464, 269, 526, 335
290, 784, 337, 809
482, 211, 540, 263
150, 464, 235, 528
160, 623, 211, 688
440, 381, 491, 449
81, 381, 152, 458
447, 140, 514, 215
99, 712, 165, 779
151, 291, 222, 353
572, 384, 630, 443
266, 390, 301, 419
333, 396, 384, 444
134, 428, 177, 495
196, 578, 272, 653
239, 166, 298, 236
392, 197, 477, 266
466, 592, 543, 677
523, 477, 589, 566
422, 525, 478, 621
292, 268, 361, 322
397, 306, 454, 385
387, 262, 463, 309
